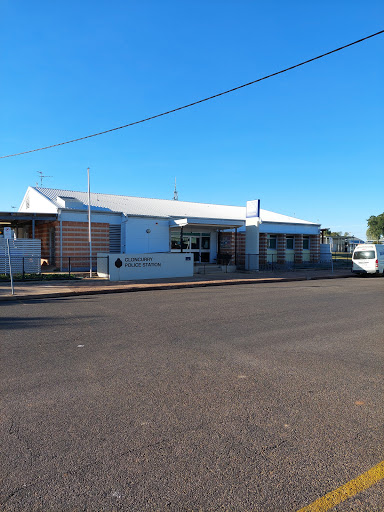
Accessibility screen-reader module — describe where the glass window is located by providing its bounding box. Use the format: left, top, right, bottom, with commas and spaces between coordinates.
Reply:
171, 236, 180, 250
286, 237, 294, 250
267, 236, 277, 249
201, 236, 210, 249
191, 237, 200, 250
171, 235, 189, 250
303, 237, 310, 250
353, 251, 375, 260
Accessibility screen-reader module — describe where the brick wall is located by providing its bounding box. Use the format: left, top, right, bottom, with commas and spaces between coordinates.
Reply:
277, 234, 286, 265
56, 221, 109, 269
294, 234, 303, 264
34, 221, 58, 262
310, 234, 320, 263
259, 233, 267, 264
219, 231, 246, 265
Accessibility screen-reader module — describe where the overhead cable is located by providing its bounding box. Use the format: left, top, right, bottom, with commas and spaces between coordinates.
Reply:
1, 29, 383, 159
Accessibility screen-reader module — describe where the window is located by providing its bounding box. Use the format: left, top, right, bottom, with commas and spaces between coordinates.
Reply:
286, 237, 294, 250
190, 237, 200, 250
201, 236, 210, 249
267, 236, 277, 249
353, 251, 375, 260
171, 232, 210, 252
171, 235, 189, 250
303, 237, 310, 250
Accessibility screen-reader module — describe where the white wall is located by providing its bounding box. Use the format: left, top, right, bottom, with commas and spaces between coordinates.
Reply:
260, 222, 319, 235
60, 210, 122, 224
210, 230, 218, 262
245, 218, 260, 270
19, 187, 58, 213
124, 217, 170, 253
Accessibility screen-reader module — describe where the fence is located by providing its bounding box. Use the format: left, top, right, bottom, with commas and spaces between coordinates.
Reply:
239, 253, 353, 272
0, 256, 43, 276
0, 255, 111, 279
0, 247, 353, 277
0, 239, 41, 275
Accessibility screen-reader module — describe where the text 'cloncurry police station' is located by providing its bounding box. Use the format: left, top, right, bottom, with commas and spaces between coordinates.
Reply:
124, 257, 161, 268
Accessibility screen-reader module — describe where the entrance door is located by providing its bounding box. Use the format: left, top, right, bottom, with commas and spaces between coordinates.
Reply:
171, 232, 211, 263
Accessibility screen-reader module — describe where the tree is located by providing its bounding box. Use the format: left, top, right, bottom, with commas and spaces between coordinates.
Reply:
367, 213, 384, 241
325, 230, 342, 237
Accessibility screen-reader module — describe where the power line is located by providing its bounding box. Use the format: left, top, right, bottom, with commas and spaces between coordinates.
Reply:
1, 29, 383, 160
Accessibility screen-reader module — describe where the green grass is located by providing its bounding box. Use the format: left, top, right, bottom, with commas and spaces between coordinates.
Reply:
0, 273, 80, 282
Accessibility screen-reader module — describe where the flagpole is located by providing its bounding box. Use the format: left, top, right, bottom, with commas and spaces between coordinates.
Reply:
87, 167, 92, 278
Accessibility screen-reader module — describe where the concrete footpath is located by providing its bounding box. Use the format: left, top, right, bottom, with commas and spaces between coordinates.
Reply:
0, 269, 356, 301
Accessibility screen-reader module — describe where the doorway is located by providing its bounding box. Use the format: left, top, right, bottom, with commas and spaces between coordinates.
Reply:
171, 232, 211, 263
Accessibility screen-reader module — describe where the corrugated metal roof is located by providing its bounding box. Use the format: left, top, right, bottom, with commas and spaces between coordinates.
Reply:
33, 187, 318, 225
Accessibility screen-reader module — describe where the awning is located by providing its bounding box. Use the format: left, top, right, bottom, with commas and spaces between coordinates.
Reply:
169, 217, 245, 229
0, 212, 58, 226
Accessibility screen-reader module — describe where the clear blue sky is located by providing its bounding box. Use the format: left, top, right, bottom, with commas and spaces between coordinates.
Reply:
1, 1, 383, 240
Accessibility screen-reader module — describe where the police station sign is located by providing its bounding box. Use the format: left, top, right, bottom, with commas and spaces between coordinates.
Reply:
97, 252, 194, 281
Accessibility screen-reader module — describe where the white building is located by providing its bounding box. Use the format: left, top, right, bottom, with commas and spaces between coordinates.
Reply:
14, 186, 321, 269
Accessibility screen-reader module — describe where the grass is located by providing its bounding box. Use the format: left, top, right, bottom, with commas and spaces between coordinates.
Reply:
0, 273, 80, 282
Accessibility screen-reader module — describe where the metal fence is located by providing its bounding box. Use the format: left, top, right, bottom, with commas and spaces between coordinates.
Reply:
56, 253, 352, 274
56, 256, 110, 275
240, 253, 353, 272
0, 239, 41, 275
1, 250, 353, 278
0, 255, 111, 278
0, 255, 41, 276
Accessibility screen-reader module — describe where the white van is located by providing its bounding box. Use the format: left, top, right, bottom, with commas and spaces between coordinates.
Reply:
352, 244, 384, 274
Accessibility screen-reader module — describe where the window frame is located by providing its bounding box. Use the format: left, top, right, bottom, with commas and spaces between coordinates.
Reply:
286, 236, 294, 250
267, 235, 277, 250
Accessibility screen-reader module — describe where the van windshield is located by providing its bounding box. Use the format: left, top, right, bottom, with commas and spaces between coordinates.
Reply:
354, 250, 375, 260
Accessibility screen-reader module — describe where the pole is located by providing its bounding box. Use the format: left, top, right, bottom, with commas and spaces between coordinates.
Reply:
59, 218, 63, 271
87, 167, 92, 278
234, 228, 238, 265
6, 238, 14, 295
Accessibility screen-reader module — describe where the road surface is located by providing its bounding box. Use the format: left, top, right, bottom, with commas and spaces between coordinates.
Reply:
1, 278, 383, 511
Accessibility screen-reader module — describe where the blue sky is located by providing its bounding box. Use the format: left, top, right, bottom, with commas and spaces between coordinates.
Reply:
1, 0, 383, 240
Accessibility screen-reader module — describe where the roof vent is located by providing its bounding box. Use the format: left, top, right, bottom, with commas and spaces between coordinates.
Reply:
57, 196, 84, 209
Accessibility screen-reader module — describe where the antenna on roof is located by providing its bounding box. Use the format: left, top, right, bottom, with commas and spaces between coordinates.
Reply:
37, 170, 52, 187
173, 177, 178, 201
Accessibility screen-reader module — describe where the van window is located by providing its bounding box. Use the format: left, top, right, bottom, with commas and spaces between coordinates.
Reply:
353, 250, 375, 260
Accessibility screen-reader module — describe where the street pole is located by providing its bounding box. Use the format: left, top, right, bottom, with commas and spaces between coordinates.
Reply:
6, 238, 14, 295
87, 167, 92, 278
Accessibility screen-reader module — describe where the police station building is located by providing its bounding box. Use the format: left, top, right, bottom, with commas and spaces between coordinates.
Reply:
16, 186, 321, 270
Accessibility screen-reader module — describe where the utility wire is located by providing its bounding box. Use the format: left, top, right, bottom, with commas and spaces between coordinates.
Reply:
1, 29, 383, 159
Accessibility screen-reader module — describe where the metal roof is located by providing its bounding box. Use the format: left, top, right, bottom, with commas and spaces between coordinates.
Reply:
33, 187, 319, 226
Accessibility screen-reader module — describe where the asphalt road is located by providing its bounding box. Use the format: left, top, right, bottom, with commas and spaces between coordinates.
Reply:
1, 278, 383, 511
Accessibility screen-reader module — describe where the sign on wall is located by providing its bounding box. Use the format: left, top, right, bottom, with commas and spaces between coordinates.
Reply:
4, 227, 13, 239
246, 200, 260, 219
97, 252, 194, 281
